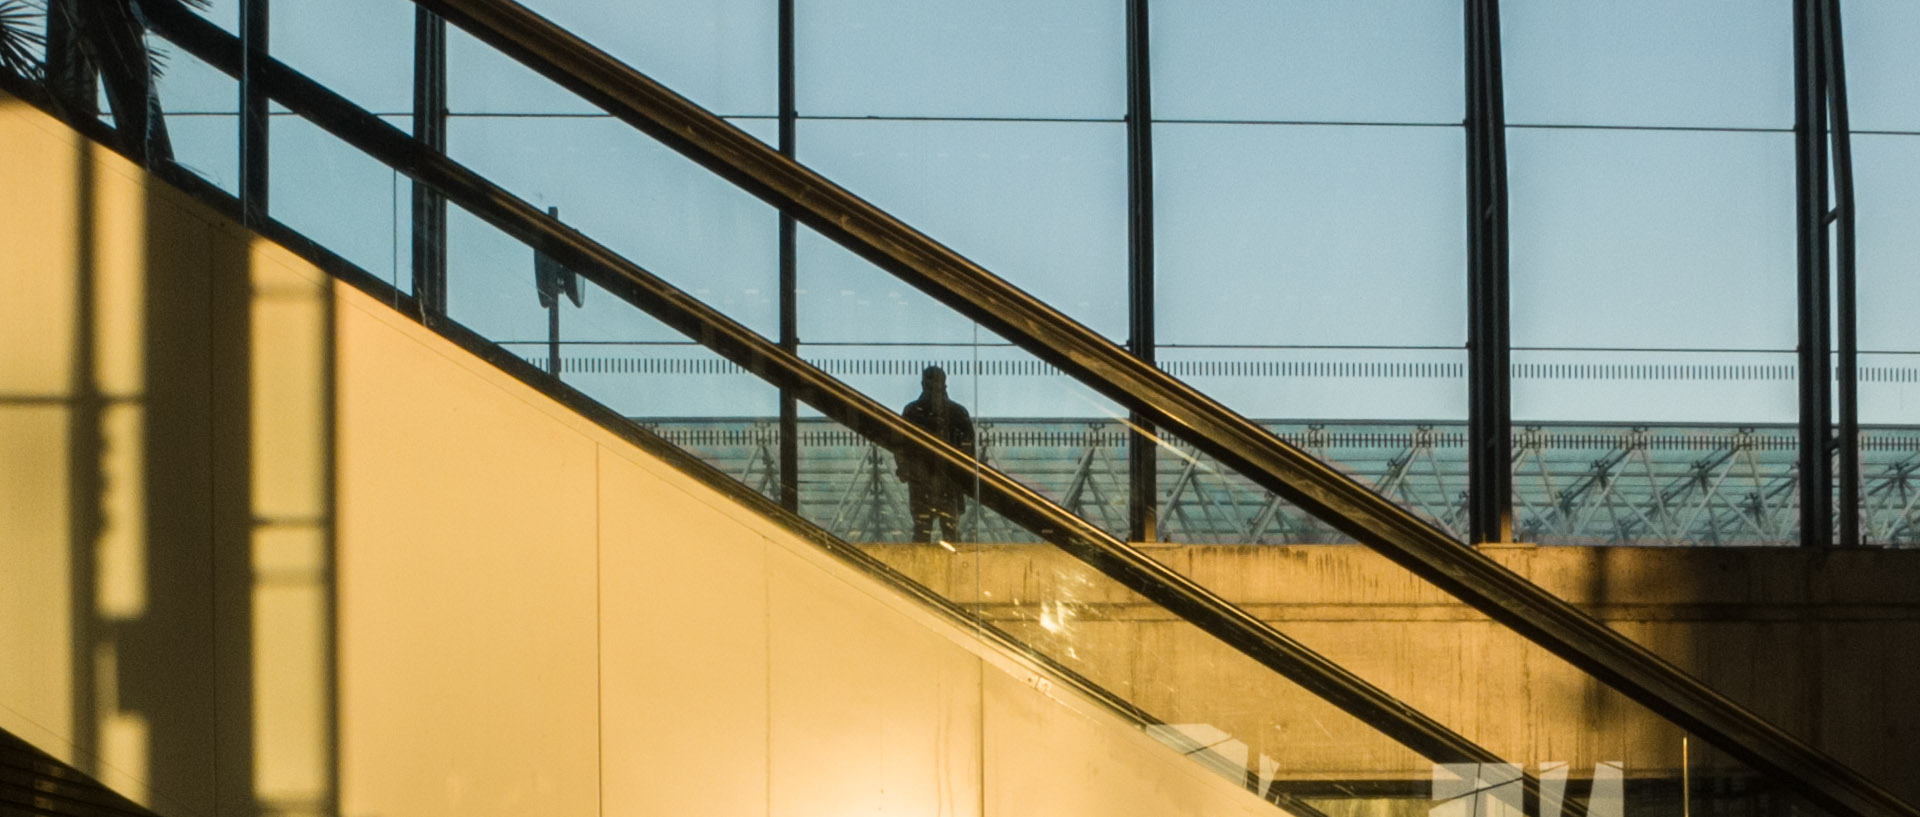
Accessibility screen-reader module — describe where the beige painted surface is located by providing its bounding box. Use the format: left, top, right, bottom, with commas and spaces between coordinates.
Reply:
597, 444, 770, 817
983, 669, 1274, 817
334, 266, 604, 817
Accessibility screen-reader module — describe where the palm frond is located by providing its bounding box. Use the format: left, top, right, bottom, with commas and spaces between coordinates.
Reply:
0, 0, 47, 79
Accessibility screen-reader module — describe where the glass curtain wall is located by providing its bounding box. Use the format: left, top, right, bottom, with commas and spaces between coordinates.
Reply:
795, 0, 1134, 540
1150, 1, 1470, 541
1502, 1, 1803, 545
442, 1, 782, 428
125, 0, 1920, 547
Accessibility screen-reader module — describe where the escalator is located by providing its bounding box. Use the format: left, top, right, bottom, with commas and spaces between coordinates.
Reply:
3, 2, 1914, 817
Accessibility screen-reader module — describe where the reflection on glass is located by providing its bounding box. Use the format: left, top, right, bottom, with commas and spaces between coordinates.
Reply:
446, 29, 779, 336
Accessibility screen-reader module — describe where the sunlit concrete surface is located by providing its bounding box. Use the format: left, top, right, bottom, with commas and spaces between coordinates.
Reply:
860, 540, 1920, 797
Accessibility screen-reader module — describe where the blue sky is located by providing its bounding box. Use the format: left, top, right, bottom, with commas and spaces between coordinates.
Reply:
155, 0, 1920, 425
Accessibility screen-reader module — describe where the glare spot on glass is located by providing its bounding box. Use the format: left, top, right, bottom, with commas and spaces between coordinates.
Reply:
1038, 600, 1069, 634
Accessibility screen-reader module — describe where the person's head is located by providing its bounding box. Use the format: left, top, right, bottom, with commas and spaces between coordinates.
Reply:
921, 365, 947, 400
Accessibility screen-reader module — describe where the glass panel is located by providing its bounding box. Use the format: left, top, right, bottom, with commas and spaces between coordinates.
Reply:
795, 226, 1129, 543
151, 34, 238, 194
798, 119, 1128, 338
1151, 0, 1462, 124
797, 0, 1122, 119
191, 0, 240, 34
516, 0, 776, 117
446, 29, 779, 336
1843, 3, 1920, 545
442, 202, 781, 475
270, 0, 415, 116
268, 114, 413, 291
1843, 0, 1920, 133
1505, 0, 1799, 541
1502, 0, 1793, 129
1861, 424, 1920, 546
1511, 423, 1801, 546
1152, 123, 1467, 529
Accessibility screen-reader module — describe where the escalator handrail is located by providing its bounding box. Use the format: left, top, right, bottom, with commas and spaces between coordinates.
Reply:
137, 0, 1526, 779
384, 3, 1920, 816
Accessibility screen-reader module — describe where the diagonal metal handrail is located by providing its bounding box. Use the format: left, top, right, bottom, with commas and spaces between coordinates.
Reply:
368, 2, 1918, 815
139, 0, 1530, 790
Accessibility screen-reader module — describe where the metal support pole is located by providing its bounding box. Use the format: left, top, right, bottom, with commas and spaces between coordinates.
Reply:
1822, 0, 1860, 546
1125, 0, 1158, 543
777, 0, 800, 512
547, 298, 562, 377
411, 9, 449, 317
1465, 0, 1512, 544
240, 0, 269, 225
1793, 0, 1835, 548
44, 1, 97, 119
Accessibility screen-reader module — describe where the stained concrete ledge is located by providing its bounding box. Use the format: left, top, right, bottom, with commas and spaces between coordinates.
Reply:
859, 542, 1920, 799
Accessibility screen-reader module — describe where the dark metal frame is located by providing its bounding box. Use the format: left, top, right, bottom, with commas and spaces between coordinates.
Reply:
776, 0, 800, 512
1793, 0, 1863, 548
1822, 0, 1861, 546
1794, 0, 1836, 549
239, 0, 268, 225
1465, 0, 1512, 545
1125, 0, 1158, 543
136, 1, 1527, 780
383, 2, 1916, 814
411, 8, 449, 318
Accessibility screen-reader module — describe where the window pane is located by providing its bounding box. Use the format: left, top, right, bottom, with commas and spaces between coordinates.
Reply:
271, 0, 415, 116
1152, 0, 1461, 124
798, 0, 1122, 118
517, 0, 776, 116
799, 120, 1128, 339
1503, 0, 1794, 129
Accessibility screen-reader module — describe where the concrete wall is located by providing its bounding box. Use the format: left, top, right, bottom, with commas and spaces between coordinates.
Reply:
0, 93, 1276, 817
857, 540, 1920, 799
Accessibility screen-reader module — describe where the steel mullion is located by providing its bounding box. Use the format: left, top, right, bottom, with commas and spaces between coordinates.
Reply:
410, 8, 448, 317
240, 0, 269, 226
1822, 0, 1861, 545
1466, 0, 1512, 544
1126, 0, 1158, 543
778, 0, 799, 512
1794, 0, 1835, 548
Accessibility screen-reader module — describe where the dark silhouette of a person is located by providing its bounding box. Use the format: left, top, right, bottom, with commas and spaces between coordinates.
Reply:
897, 366, 975, 543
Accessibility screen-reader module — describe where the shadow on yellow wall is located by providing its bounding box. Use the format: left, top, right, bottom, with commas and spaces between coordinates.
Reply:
0, 92, 337, 817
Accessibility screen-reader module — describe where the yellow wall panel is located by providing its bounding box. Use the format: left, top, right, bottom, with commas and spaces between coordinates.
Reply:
334, 292, 602, 817
597, 446, 770, 817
